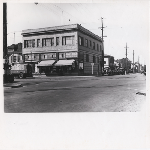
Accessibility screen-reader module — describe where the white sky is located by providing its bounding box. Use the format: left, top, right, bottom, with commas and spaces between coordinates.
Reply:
7, 1, 149, 65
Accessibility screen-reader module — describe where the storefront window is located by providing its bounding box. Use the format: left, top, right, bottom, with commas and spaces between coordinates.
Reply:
79, 63, 83, 69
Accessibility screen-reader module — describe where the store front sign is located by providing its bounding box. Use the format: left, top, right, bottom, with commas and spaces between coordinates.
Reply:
66, 52, 78, 58
8, 49, 14, 53
25, 54, 39, 62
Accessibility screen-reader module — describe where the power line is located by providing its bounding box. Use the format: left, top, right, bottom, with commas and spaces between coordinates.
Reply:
40, 4, 62, 17
51, 3, 83, 23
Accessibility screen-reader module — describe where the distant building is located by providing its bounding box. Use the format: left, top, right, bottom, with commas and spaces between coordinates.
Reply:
7, 43, 23, 64
104, 54, 114, 68
21, 24, 103, 75
116, 58, 131, 71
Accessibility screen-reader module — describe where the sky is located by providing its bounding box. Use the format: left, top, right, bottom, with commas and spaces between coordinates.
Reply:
6, 1, 149, 65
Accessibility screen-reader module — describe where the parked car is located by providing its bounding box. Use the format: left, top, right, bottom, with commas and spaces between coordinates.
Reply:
119, 68, 125, 75
102, 67, 113, 76
140, 70, 144, 74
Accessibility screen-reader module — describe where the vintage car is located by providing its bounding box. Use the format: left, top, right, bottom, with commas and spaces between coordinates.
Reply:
102, 67, 113, 76
118, 68, 125, 75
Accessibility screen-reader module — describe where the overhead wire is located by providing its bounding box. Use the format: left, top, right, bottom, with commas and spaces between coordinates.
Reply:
39, 3, 62, 17
51, 3, 84, 23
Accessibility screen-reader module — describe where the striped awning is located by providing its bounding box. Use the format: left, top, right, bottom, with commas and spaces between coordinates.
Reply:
37, 60, 55, 66
55, 59, 75, 66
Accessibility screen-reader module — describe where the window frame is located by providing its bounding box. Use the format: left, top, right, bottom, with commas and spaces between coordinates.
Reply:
78, 36, 84, 46
90, 40, 92, 47
37, 39, 40, 47
24, 39, 35, 48
56, 37, 59, 46
93, 55, 96, 63
85, 39, 88, 47
97, 44, 99, 51
62, 36, 74, 45
86, 54, 89, 62
93, 42, 95, 50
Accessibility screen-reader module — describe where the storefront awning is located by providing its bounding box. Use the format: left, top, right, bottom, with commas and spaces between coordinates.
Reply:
55, 59, 75, 66
37, 60, 55, 66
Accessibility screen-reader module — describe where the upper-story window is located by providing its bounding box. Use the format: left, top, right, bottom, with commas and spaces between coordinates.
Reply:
93, 42, 95, 50
78, 36, 84, 46
97, 44, 99, 51
93, 55, 96, 63
90, 40, 92, 47
24, 39, 35, 48
100, 45, 102, 52
13, 56, 16, 62
97, 57, 99, 63
85, 39, 88, 47
62, 36, 74, 45
37, 39, 40, 47
42, 38, 54, 47
56, 37, 59, 46
86, 54, 89, 62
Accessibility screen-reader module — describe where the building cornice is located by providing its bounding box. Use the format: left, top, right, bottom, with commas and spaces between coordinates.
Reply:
22, 24, 102, 42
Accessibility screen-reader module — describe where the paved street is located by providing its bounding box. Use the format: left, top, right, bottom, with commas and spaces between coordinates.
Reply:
4, 73, 146, 112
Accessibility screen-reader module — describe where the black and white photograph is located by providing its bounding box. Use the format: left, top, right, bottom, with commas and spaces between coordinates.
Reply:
3, 1, 147, 112
1, 0, 150, 149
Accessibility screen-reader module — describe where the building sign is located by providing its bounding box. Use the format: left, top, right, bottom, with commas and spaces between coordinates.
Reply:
25, 54, 39, 62
8, 49, 14, 53
66, 52, 78, 58
41, 53, 56, 60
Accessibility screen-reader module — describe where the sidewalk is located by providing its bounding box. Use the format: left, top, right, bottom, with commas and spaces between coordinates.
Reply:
3, 83, 23, 88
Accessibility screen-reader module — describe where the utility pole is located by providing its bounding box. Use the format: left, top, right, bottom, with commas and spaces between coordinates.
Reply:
99, 17, 107, 72
124, 43, 129, 74
14, 32, 15, 44
3, 3, 14, 83
3, 3, 7, 58
138, 56, 140, 73
61, 11, 63, 25
133, 50, 134, 73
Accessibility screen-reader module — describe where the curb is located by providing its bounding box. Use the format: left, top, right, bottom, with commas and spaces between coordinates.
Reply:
4, 84, 23, 88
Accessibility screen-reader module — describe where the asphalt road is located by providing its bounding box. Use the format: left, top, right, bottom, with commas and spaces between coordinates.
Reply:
4, 73, 146, 112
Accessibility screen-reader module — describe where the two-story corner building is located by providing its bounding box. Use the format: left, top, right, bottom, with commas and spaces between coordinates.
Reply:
21, 24, 103, 76
7, 43, 23, 64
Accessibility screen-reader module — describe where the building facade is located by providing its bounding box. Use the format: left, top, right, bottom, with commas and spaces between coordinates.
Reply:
7, 43, 23, 64
22, 24, 103, 75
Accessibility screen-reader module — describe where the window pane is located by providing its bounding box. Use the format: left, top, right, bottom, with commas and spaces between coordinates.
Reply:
32, 40, 35, 47
62, 37, 65, 45
51, 38, 54, 46
37, 39, 40, 47
79, 37, 81, 45
66, 37, 72, 45
56, 37, 59, 45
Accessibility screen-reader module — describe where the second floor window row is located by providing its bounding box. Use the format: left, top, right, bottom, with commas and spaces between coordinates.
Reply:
78, 36, 102, 51
24, 36, 74, 48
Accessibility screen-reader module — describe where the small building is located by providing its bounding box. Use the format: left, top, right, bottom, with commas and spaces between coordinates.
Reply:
7, 43, 23, 64
21, 24, 103, 76
104, 54, 114, 68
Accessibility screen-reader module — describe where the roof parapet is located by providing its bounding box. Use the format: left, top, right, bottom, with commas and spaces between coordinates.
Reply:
22, 24, 102, 42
